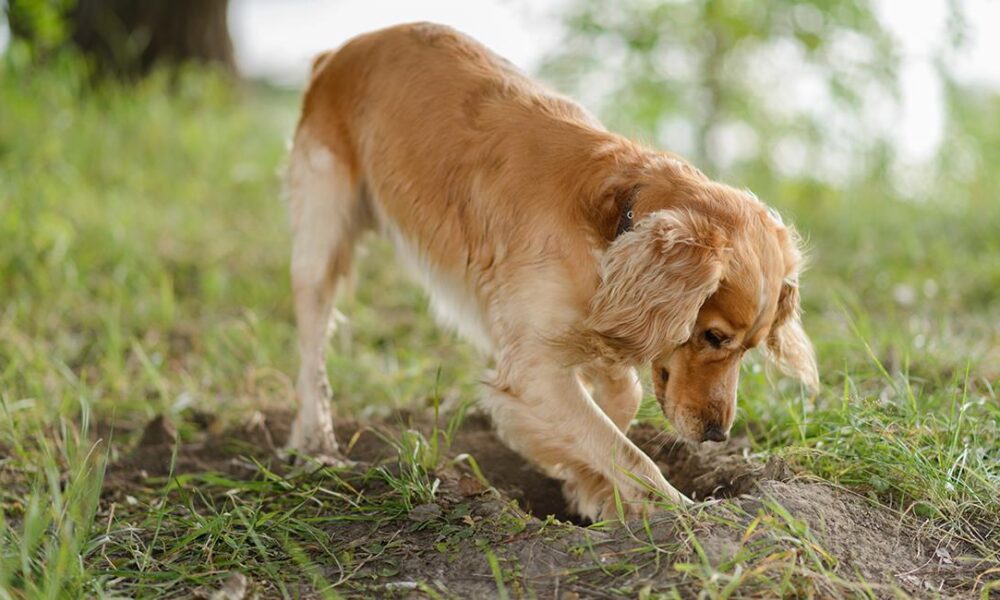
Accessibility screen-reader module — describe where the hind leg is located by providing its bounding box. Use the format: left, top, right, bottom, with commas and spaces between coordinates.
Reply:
284, 139, 364, 461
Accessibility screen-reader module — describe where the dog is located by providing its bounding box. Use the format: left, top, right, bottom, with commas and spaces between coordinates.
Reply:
283, 22, 818, 520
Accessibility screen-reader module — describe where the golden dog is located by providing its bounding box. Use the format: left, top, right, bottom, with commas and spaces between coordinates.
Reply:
284, 23, 818, 520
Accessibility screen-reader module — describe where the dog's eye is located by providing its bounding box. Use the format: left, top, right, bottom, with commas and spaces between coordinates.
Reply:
704, 329, 727, 349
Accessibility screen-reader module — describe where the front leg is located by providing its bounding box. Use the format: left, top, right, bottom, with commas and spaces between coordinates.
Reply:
579, 363, 642, 433
482, 352, 688, 521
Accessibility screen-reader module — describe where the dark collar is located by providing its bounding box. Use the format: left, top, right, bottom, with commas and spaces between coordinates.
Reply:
615, 189, 637, 238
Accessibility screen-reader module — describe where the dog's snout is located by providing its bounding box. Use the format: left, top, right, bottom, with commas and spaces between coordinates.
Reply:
702, 424, 728, 443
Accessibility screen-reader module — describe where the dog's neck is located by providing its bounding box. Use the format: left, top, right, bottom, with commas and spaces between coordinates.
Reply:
591, 151, 711, 244
614, 187, 637, 238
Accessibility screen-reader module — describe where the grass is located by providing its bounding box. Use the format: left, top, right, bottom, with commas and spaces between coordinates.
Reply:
1, 59, 998, 598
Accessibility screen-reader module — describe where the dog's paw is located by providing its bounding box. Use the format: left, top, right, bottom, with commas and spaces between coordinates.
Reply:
562, 472, 656, 522
286, 451, 356, 472
281, 424, 353, 470
562, 475, 611, 522
598, 485, 686, 522
564, 470, 691, 522
280, 442, 356, 472
651, 481, 693, 508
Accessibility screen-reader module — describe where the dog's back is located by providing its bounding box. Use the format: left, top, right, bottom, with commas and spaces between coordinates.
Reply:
301, 22, 597, 164
295, 23, 622, 266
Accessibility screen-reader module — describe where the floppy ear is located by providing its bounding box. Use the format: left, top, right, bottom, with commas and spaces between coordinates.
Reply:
584, 209, 728, 364
766, 277, 819, 392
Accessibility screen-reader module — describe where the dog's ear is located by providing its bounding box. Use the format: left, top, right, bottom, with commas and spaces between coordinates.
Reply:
585, 209, 728, 364
765, 271, 819, 392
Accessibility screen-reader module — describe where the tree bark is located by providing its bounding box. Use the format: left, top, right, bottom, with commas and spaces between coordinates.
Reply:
6, 0, 236, 77
71, 0, 235, 76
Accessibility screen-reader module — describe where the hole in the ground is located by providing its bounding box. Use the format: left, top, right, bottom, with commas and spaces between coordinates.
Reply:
337, 413, 767, 523
110, 410, 769, 524
111, 412, 993, 600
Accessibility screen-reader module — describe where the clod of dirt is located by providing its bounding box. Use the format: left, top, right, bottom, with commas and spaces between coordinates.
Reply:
629, 424, 781, 500
121, 414, 179, 476
136, 414, 178, 449
408, 503, 443, 522
205, 572, 248, 600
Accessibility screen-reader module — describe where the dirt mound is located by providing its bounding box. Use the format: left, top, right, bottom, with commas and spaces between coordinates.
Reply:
330, 412, 775, 522
104, 410, 992, 598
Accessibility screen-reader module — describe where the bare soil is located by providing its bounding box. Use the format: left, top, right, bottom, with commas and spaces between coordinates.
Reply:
104, 410, 994, 598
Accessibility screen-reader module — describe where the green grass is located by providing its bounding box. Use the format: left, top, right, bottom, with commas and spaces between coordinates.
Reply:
1, 61, 998, 598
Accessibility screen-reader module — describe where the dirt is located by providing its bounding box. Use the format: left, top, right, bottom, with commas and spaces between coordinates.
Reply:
103, 409, 995, 599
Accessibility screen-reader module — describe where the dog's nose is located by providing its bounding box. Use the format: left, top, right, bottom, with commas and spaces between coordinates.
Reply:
702, 425, 728, 442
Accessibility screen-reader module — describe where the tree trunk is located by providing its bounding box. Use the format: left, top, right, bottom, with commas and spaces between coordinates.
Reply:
6, 0, 236, 78
71, 0, 235, 77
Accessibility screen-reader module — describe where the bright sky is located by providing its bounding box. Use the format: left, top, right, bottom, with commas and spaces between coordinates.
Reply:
229, 0, 566, 83
229, 0, 1000, 164
3, 0, 998, 162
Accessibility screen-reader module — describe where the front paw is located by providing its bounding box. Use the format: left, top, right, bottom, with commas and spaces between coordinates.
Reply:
280, 446, 355, 471
564, 470, 690, 522
601, 478, 691, 521
562, 473, 611, 521
562, 472, 659, 522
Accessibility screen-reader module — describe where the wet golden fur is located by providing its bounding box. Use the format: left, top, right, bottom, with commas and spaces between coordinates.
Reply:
284, 23, 818, 520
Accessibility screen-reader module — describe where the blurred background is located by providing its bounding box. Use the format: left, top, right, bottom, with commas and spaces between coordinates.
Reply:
1, 0, 998, 423
3, 5, 999, 596
5, 0, 1000, 184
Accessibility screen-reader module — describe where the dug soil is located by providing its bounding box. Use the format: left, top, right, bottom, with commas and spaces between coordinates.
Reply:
104, 409, 994, 599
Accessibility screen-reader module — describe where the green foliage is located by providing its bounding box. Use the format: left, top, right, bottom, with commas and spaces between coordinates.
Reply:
934, 78, 1000, 210
541, 0, 898, 178
4, 0, 76, 58
0, 60, 478, 596
0, 401, 105, 598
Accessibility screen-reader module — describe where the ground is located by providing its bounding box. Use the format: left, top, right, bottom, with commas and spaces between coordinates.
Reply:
1, 67, 999, 598
103, 410, 993, 598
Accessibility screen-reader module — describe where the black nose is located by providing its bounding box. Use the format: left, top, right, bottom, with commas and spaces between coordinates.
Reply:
702, 425, 728, 442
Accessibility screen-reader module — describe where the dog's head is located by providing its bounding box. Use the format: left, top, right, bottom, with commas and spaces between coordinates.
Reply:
586, 165, 818, 442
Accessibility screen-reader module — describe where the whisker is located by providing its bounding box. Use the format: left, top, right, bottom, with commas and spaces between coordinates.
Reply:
648, 429, 679, 458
